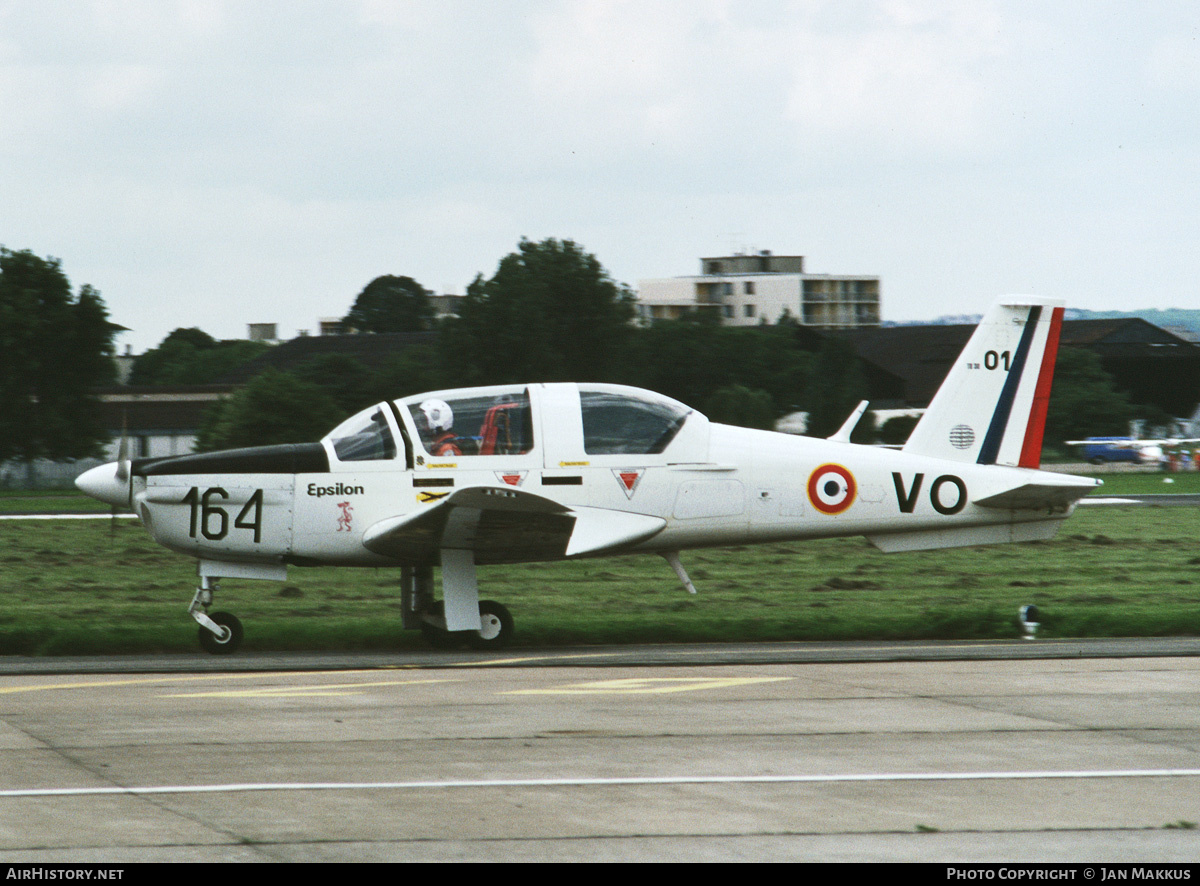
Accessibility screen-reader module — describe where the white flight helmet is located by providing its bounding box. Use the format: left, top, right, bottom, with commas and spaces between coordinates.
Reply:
419, 398, 454, 434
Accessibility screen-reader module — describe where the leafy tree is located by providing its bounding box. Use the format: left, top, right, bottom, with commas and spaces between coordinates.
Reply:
291, 353, 377, 415
442, 238, 635, 383
342, 275, 435, 333
799, 336, 868, 438
196, 370, 344, 451
703, 385, 776, 429
1045, 347, 1132, 444
363, 344, 449, 403
159, 327, 215, 349
131, 328, 268, 385
0, 248, 117, 461
618, 313, 727, 406
619, 318, 810, 415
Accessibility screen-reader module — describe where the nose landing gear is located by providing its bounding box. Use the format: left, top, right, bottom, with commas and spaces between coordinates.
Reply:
189, 577, 244, 655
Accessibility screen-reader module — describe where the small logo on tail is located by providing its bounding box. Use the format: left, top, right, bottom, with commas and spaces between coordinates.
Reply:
950, 425, 975, 449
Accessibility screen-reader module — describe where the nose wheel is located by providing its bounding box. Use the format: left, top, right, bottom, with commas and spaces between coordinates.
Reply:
198, 611, 243, 655
190, 579, 245, 654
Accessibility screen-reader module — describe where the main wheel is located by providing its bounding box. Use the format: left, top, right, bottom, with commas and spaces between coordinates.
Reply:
199, 611, 243, 655
466, 600, 514, 650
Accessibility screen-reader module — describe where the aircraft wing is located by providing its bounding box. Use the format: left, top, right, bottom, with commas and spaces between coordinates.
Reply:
361, 486, 666, 565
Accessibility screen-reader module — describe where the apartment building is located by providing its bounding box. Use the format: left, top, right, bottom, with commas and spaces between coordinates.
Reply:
637, 252, 881, 328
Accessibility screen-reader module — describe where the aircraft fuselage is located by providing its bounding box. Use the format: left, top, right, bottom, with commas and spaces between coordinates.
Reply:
121, 412, 1082, 569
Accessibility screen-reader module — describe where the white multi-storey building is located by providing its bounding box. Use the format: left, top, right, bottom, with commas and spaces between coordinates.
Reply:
637, 252, 880, 328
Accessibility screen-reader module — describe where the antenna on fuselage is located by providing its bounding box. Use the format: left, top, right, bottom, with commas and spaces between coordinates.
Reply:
827, 401, 870, 444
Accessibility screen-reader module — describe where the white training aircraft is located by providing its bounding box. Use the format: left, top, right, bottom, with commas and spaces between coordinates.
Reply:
77, 298, 1100, 654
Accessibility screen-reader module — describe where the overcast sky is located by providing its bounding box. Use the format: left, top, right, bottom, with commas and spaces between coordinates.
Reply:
2, 1, 1198, 352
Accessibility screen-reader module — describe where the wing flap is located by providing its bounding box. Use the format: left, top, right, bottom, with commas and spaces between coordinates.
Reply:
564, 507, 666, 557
362, 486, 664, 564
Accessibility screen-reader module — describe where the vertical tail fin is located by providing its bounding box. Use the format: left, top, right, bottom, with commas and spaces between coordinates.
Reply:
903, 298, 1064, 468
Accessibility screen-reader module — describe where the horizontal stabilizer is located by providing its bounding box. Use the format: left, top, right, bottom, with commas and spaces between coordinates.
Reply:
973, 478, 1099, 510
362, 485, 664, 564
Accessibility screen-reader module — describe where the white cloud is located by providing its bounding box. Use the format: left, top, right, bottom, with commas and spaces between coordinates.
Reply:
782, 4, 1010, 154
1, 0, 1199, 349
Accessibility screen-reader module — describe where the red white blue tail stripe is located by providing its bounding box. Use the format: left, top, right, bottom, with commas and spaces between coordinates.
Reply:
903, 299, 1065, 468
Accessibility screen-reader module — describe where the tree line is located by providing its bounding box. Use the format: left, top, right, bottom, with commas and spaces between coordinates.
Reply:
0, 240, 1153, 462
0, 248, 117, 464
158, 239, 875, 450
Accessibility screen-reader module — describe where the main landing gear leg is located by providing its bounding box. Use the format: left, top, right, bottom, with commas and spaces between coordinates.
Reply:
417, 550, 515, 650
400, 565, 436, 630
189, 575, 244, 655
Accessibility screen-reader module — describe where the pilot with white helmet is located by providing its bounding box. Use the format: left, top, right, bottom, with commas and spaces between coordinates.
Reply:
417, 398, 461, 456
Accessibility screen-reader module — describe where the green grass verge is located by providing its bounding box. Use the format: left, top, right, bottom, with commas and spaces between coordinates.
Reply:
0, 502, 1198, 655
0, 489, 112, 514
1080, 471, 1200, 495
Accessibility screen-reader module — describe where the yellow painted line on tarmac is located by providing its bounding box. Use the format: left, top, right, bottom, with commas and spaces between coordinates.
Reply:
0, 674, 277, 696
0, 668, 425, 697
444, 652, 627, 667
162, 678, 458, 698
506, 676, 792, 695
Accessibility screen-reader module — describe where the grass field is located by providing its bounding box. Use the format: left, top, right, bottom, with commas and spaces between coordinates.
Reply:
0, 471, 1198, 655
0, 489, 110, 514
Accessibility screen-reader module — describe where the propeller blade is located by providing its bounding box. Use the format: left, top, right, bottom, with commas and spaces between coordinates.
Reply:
115, 412, 130, 482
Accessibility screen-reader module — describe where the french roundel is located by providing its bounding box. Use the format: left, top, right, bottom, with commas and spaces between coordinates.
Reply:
807, 464, 857, 515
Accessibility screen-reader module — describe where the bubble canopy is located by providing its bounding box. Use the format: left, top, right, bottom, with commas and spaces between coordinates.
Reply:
321, 383, 697, 465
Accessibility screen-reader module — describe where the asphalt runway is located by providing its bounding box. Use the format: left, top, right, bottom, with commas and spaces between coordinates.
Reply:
1, 642, 1199, 863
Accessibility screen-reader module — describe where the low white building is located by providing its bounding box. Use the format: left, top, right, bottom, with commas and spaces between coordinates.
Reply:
637, 252, 881, 328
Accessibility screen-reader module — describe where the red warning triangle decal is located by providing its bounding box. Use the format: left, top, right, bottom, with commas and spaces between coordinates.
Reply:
612, 468, 645, 499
